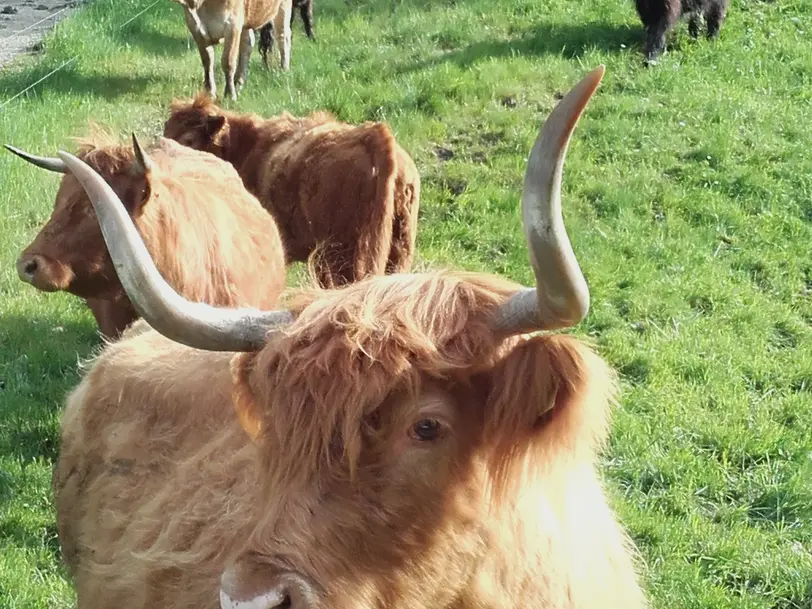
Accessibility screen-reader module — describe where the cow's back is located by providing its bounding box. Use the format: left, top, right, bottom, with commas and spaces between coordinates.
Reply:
54, 322, 256, 607
243, 0, 285, 28
143, 139, 286, 310
251, 121, 403, 279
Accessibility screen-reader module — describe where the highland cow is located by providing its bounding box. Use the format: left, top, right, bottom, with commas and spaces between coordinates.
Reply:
6, 135, 286, 340
635, 0, 728, 63
49, 65, 649, 609
163, 96, 421, 289
169, 0, 293, 100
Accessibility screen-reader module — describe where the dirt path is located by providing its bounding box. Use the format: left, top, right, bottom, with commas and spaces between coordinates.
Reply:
0, 0, 84, 68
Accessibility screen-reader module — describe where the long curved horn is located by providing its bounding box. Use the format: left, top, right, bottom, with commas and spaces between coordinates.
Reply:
56, 150, 293, 352
494, 65, 605, 334
5, 144, 68, 173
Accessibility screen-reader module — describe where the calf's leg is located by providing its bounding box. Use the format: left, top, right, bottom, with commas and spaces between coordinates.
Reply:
184, 8, 216, 97
273, 0, 292, 71
705, 0, 727, 38
688, 13, 701, 38
222, 21, 244, 100
199, 44, 217, 96
385, 215, 414, 274
236, 28, 255, 89
258, 23, 273, 69
642, 1, 680, 64
300, 0, 315, 40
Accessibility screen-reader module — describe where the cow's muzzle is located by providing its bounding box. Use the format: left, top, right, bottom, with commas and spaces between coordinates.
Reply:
16, 253, 71, 292
220, 566, 321, 609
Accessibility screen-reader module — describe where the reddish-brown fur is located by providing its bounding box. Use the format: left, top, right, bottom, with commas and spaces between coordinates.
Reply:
55, 271, 648, 609
163, 95, 421, 289
17, 136, 287, 339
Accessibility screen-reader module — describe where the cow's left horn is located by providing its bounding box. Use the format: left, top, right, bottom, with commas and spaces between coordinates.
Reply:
494, 65, 605, 334
5, 144, 68, 173
131, 133, 154, 174
55, 150, 293, 352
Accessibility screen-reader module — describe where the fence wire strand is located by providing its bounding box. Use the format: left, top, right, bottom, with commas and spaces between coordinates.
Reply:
5, 5, 72, 41
0, 0, 163, 112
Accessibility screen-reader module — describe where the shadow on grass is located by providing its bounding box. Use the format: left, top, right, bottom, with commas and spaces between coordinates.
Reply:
0, 63, 170, 103
0, 313, 99, 463
112, 22, 192, 58
320, 0, 445, 19
400, 21, 642, 73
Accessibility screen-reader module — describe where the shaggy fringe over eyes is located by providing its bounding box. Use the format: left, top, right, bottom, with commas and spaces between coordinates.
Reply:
68, 123, 141, 177
165, 92, 217, 117
231, 270, 619, 503
233, 271, 522, 490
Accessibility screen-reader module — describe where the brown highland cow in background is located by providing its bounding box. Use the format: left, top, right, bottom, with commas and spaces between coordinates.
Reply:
163, 95, 421, 289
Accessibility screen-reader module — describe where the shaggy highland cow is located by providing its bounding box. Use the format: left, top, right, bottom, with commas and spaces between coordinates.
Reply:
635, 0, 729, 63
163, 96, 421, 289
6, 135, 287, 339
49, 65, 651, 609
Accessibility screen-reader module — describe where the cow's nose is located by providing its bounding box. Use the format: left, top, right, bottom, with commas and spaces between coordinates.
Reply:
220, 572, 319, 609
16, 255, 40, 284
220, 587, 291, 609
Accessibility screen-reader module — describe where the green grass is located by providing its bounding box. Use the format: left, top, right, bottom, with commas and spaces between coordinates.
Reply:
1, 0, 812, 606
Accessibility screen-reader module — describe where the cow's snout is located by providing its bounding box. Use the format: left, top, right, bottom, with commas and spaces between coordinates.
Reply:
17, 255, 40, 283
220, 567, 320, 609
16, 253, 71, 292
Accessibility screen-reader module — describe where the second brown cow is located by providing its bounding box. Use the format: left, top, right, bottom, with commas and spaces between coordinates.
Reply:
163, 95, 421, 289
6, 134, 287, 340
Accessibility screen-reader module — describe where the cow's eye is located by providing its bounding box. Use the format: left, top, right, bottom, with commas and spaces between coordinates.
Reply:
410, 418, 443, 442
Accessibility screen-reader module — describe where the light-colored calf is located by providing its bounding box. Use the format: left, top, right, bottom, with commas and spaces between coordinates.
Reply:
171, 0, 293, 100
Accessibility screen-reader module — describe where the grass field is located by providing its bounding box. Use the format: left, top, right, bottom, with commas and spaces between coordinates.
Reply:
1, 0, 812, 606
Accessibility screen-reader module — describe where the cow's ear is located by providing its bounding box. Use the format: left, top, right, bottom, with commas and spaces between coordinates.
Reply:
206, 115, 229, 145
230, 352, 263, 440
480, 336, 617, 492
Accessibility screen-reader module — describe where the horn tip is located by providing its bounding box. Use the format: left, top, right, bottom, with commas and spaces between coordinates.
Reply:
581, 65, 607, 94
591, 64, 606, 82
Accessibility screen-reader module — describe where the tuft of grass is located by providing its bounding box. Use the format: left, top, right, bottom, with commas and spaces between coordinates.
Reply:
1, 0, 812, 607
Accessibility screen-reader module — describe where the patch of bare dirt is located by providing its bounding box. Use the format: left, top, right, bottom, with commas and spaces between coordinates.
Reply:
0, 0, 84, 68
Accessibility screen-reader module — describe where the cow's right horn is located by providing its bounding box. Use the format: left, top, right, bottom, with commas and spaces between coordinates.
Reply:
493, 65, 604, 335
5, 144, 68, 173
55, 150, 293, 352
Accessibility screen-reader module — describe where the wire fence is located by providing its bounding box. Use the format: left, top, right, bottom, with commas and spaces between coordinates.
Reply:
5, 4, 73, 41
0, 0, 163, 111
